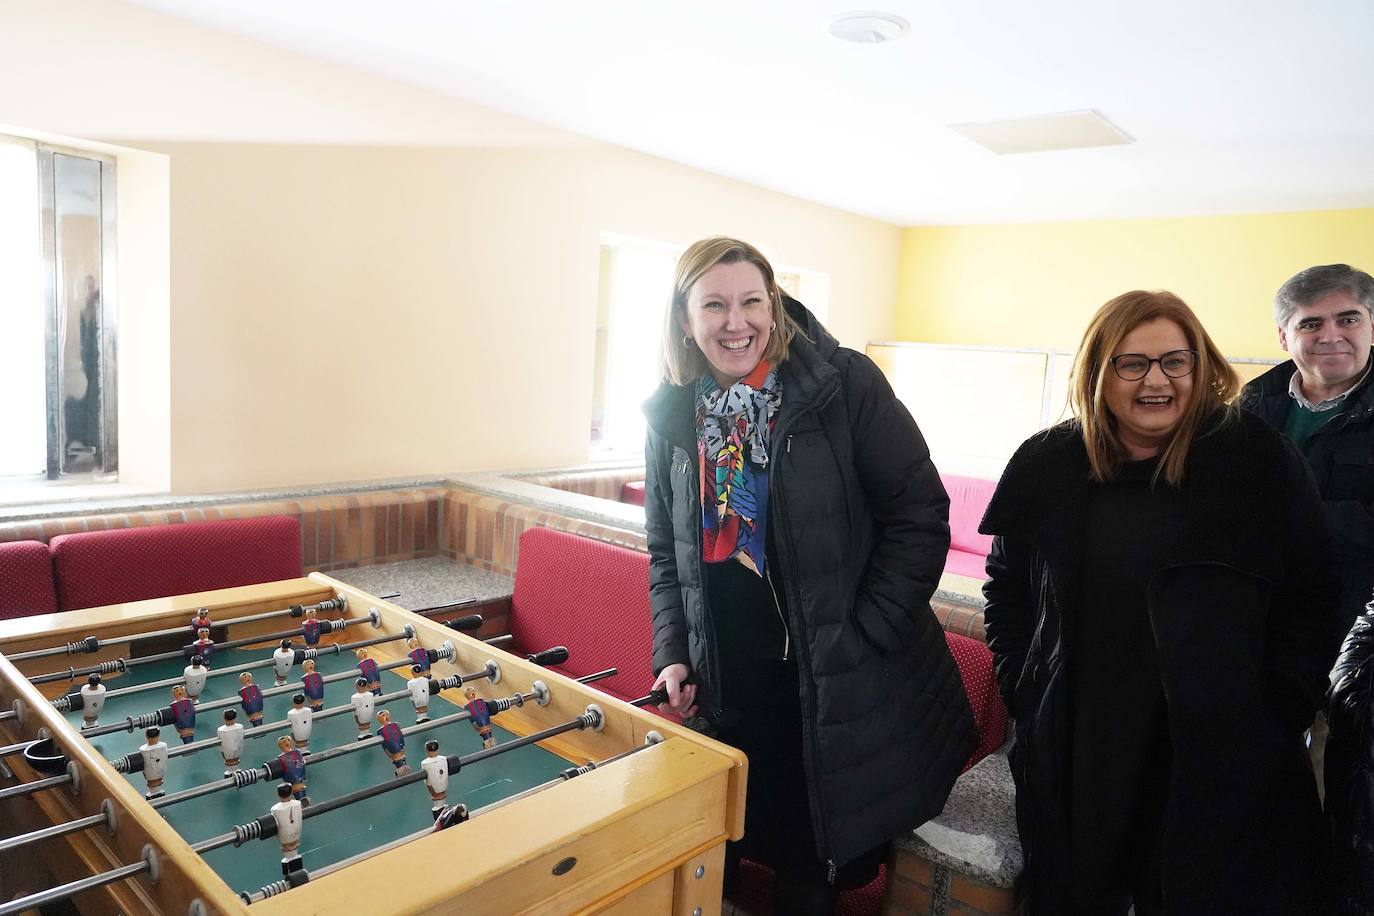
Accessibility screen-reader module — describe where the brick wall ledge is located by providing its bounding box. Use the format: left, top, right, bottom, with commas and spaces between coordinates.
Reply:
888, 751, 1021, 915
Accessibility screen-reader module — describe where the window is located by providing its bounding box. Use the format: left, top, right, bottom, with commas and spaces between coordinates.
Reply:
591, 233, 829, 456
0, 133, 118, 482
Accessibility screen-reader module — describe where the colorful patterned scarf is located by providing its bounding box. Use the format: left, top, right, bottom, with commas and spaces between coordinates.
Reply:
696, 360, 782, 576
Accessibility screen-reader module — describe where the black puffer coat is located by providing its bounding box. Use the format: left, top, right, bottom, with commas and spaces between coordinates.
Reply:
643, 298, 976, 868
1328, 607, 1374, 916
1240, 353, 1374, 628
981, 412, 1343, 915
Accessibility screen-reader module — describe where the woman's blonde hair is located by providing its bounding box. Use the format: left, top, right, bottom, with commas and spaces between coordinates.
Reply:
1069, 290, 1240, 485
658, 236, 799, 385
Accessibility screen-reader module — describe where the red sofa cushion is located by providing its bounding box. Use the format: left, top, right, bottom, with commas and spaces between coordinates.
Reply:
620, 481, 645, 506
940, 473, 996, 559
945, 631, 1007, 770
0, 540, 59, 620
509, 527, 655, 704
50, 516, 303, 611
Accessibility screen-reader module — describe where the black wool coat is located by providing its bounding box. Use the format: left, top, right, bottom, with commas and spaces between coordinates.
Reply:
980, 412, 1343, 915
642, 298, 976, 869
1327, 607, 1374, 916
1240, 352, 1374, 629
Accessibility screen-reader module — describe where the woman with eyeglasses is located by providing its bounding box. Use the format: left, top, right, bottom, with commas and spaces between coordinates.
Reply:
980, 290, 1342, 915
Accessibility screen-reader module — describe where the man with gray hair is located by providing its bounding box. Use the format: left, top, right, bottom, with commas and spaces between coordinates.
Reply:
1241, 263, 1374, 628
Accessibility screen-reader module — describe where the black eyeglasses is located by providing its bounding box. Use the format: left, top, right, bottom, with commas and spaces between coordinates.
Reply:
1109, 349, 1197, 381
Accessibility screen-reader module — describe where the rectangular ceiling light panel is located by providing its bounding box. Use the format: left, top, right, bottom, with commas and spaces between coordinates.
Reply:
949, 109, 1134, 155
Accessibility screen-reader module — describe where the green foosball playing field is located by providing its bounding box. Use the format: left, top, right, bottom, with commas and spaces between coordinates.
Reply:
61, 643, 569, 899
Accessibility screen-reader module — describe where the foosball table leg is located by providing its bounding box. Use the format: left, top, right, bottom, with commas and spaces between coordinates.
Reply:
672, 842, 725, 916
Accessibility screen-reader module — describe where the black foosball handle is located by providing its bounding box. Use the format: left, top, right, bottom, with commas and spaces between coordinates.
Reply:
526, 646, 569, 667
444, 615, 484, 632
631, 688, 670, 708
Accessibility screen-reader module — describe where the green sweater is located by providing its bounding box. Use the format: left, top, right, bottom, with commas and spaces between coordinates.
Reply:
1283, 398, 1349, 449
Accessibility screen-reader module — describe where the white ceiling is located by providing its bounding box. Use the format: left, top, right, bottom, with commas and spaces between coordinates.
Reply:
121, 0, 1374, 225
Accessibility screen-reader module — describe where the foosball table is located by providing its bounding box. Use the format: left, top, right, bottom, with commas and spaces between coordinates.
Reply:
0, 575, 746, 915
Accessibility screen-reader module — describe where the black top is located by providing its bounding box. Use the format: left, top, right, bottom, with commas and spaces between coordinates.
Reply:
1070, 458, 1184, 905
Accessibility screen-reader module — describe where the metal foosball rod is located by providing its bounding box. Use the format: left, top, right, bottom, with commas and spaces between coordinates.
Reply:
3, 596, 350, 663
241, 735, 664, 903
199, 701, 609, 860
77, 627, 446, 740
0, 849, 158, 916
53, 627, 417, 710
149, 664, 607, 813
149, 679, 533, 811
27, 612, 380, 686
0, 770, 72, 802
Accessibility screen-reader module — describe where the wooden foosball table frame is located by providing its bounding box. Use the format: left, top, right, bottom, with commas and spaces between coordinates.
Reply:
0, 574, 747, 915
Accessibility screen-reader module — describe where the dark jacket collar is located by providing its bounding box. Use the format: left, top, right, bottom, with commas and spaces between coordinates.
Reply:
643, 296, 839, 449
980, 410, 1293, 585
1241, 348, 1374, 427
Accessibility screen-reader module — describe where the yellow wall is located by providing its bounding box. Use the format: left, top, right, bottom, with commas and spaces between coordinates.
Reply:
0, 0, 900, 494
897, 208, 1374, 357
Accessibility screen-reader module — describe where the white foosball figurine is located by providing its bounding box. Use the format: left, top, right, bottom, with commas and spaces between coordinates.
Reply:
272, 639, 296, 687
288, 693, 313, 753
421, 739, 448, 817
183, 655, 209, 699
218, 708, 245, 776
79, 673, 106, 730
350, 677, 376, 740
140, 727, 169, 799
271, 782, 304, 876
407, 665, 432, 723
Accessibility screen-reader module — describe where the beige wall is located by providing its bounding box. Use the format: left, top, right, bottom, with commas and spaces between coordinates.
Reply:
0, 0, 900, 493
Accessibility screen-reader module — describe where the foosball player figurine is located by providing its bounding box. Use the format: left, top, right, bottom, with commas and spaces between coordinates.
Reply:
407, 664, 432, 723
272, 639, 295, 687
183, 654, 209, 699
140, 727, 169, 799
218, 708, 245, 776
190, 607, 212, 636
288, 693, 313, 753
276, 735, 308, 802
351, 677, 376, 740
271, 782, 304, 876
170, 684, 197, 744
433, 803, 469, 832
193, 627, 215, 664
301, 606, 322, 647
464, 686, 496, 750
407, 637, 433, 675
79, 672, 106, 730
355, 647, 382, 695
375, 709, 411, 776
300, 658, 325, 712
421, 739, 448, 818
239, 671, 265, 726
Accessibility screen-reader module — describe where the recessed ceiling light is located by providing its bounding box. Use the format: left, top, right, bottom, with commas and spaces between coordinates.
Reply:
828, 11, 910, 44
949, 110, 1135, 155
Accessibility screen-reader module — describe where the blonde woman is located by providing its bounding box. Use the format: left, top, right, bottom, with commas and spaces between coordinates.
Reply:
644, 237, 974, 913
982, 291, 1342, 914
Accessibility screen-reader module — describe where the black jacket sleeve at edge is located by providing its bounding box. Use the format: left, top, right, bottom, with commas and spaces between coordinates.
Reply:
982, 534, 1034, 713
844, 353, 952, 655
1265, 440, 1346, 734
644, 432, 690, 677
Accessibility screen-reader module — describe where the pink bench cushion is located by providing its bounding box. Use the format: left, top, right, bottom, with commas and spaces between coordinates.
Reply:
944, 548, 989, 579
940, 473, 996, 558
0, 540, 59, 620
945, 631, 1007, 770
49, 516, 303, 611
510, 527, 655, 704
620, 481, 645, 506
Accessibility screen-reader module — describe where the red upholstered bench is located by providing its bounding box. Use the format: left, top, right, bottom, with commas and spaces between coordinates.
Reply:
507, 527, 657, 705
940, 473, 997, 579
620, 480, 645, 506
49, 516, 304, 611
945, 631, 1007, 770
0, 540, 59, 620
